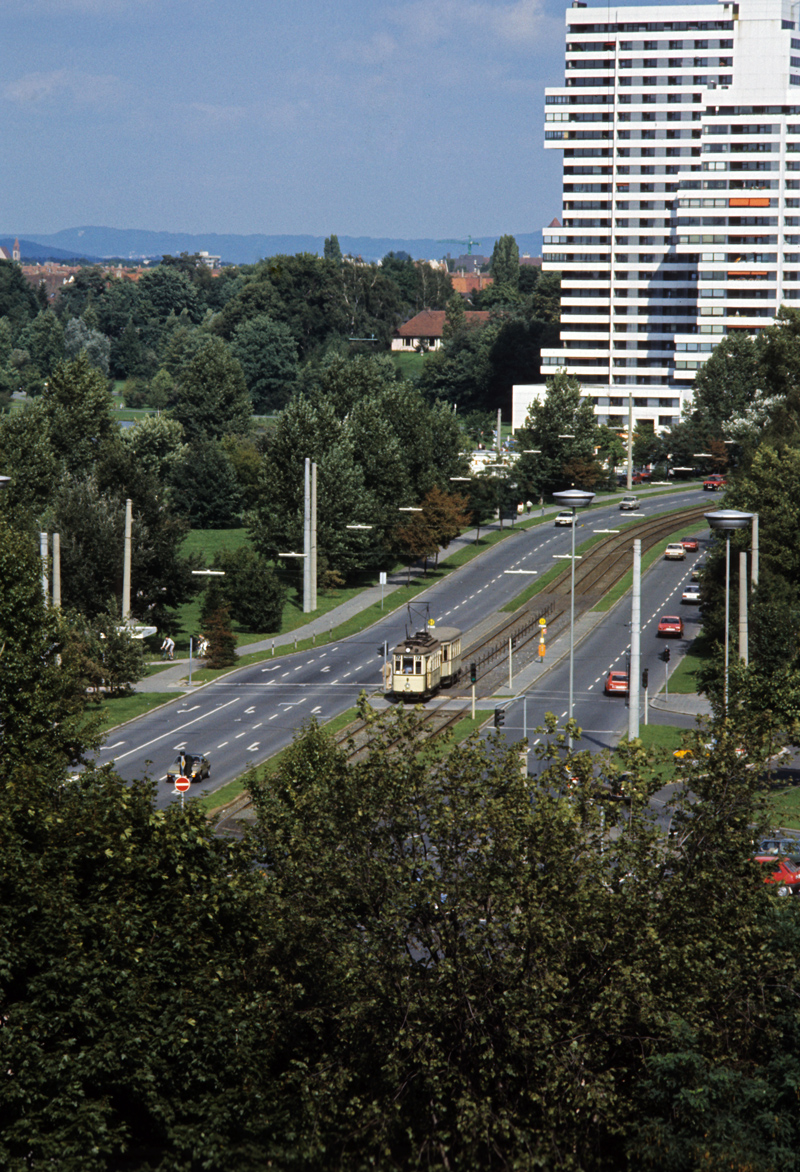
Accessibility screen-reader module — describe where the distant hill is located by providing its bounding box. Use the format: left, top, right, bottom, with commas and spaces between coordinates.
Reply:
0, 237, 103, 263
6, 226, 544, 267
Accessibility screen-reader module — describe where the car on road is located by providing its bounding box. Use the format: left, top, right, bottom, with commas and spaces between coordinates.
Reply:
753, 853, 800, 896
682, 584, 701, 604
703, 473, 726, 491
619, 495, 640, 511
691, 561, 705, 580
758, 837, 800, 856
604, 669, 629, 695
680, 536, 699, 552
658, 614, 684, 636
664, 543, 686, 560
166, 751, 211, 785
554, 511, 574, 526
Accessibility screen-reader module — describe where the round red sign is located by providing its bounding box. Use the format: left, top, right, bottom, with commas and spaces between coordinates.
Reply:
174, 775, 191, 792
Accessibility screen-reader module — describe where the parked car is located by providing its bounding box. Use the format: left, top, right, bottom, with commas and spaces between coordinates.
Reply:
664, 543, 686, 560
604, 669, 629, 695
632, 472, 651, 484
703, 473, 726, 491
619, 495, 640, 511
682, 584, 702, 604
657, 614, 684, 636
166, 751, 211, 785
554, 511, 574, 526
753, 853, 800, 896
680, 536, 699, 552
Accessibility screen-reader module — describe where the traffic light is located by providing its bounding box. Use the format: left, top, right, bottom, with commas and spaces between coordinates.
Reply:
642, 668, 649, 690
494, 705, 506, 729
470, 662, 477, 684
661, 647, 671, 663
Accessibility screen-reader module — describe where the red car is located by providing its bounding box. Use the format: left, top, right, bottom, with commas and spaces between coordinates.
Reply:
680, 536, 699, 552
657, 615, 684, 637
754, 854, 800, 896
703, 474, 726, 491
604, 670, 629, 695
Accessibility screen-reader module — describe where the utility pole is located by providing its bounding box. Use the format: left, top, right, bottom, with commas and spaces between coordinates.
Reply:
626, 393, 634, 491
40, 532, 48, 605
739, 550, 748, 666
303, 458, 318, 614
628, 538, 641, 741
122, 498, 132, 621
52, 532, 61, 608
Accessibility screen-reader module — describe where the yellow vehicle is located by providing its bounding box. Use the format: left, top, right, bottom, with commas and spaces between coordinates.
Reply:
387, 626, 463, 700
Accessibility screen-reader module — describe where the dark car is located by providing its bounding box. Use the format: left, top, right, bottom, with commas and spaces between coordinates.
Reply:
166, 751, 211, 785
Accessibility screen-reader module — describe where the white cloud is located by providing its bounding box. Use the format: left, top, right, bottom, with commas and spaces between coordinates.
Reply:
388, 0, 547, 46
4, 69, 121, 107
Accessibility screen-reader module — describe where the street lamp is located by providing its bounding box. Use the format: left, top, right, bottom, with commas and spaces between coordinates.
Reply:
552, 488, 595, 747
705, 509, 753, 711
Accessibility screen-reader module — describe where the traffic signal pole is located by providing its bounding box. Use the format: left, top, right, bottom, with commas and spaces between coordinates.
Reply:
628, 539, 641, 741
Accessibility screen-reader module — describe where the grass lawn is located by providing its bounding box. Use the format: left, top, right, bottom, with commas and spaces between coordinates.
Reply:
96, 692, 176, 734
389, 351, 429, 381
767, 786, 800, 830
665, 630, 712, 695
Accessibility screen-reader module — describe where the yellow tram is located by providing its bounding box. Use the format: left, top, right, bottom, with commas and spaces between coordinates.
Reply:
387, 625, 463, 700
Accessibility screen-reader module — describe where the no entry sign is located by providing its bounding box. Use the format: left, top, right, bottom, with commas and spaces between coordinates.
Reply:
174, 775, 191, 792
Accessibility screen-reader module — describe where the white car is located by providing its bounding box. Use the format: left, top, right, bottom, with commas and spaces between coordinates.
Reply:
665, 543, 686, 560
554, 511, 574, 526
619, 495, 639, 511
682, 584, 701, 603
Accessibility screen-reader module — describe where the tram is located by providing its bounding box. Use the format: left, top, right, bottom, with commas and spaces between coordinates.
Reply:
387, 623, 463, 700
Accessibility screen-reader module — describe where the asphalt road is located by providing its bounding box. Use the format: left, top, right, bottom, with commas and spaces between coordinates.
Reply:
95, 487, 710, 808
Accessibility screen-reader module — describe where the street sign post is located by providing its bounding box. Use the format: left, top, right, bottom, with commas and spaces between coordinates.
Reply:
174, 774, 190, 810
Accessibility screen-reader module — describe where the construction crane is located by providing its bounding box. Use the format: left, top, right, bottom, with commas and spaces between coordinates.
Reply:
437, 235, 482, 255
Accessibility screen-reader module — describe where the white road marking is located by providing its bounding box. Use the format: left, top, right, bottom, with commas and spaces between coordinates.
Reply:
244, 706, 255, 714
342, 672, 351, 678
252, 722, 262, 729
311, 706, 322, 714
269, 714, 278, 720
107, 740, 126, 749
261, 665, 281, 673
104, 698, 242, 763
246, 743, 260, 751
217, 741, 229, 748
236, 732, 247, 738
321, 666, 331, 673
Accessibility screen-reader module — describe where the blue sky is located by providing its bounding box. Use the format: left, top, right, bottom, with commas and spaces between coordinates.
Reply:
3, 0, 652, 240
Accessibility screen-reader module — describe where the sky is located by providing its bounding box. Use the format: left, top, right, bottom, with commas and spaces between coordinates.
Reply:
2, 0, 661, 241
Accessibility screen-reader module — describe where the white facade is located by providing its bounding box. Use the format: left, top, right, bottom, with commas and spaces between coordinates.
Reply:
542, 0, 800, 432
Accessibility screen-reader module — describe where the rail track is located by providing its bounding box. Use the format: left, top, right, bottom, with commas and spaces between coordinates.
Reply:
212, 704, 470, 837
212, 502, 709, 834
452, 502, 710, 691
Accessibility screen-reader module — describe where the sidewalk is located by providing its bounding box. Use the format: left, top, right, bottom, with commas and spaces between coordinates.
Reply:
136, 483, 696, 694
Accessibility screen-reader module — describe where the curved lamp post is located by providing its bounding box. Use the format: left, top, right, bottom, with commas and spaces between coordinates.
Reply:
705, 509, 753, 711
553, 488, 596, 746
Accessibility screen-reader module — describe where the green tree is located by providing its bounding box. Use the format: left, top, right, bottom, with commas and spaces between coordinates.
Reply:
324, 234, 343, 262
205, 603, 237, 667
0, 519, 102, 773
169, 336, 252, 443
489, 233, 520, 292
171, 438, 242, 527
215, 545, 286, 632
230, 314, 298, 413
514, 370, 600, 496
689, 330, 763, 432
0, 259, 39, 329
16, 309, 64, 378
63, 317, 110, 376
40, 353, 116, 477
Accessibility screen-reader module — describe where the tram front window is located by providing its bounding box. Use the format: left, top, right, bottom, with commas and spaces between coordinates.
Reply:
401, 656, 414, 674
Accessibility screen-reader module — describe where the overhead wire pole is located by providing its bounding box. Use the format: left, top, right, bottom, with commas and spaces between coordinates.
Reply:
628, 538, 641, 741
303, 458, 312, 614
311, 461, 317, 613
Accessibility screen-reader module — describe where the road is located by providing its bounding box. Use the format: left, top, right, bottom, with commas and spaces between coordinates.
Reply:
95, 487, 710, 808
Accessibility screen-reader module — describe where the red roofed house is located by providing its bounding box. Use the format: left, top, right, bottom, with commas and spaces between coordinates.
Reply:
392, 308, 491, 352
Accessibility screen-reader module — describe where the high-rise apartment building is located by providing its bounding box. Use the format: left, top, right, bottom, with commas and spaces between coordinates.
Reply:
540, 0, 800, 433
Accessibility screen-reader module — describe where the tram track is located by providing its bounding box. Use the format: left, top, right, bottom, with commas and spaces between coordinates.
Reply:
452, 502, 710, 693
212, 502, 709, 834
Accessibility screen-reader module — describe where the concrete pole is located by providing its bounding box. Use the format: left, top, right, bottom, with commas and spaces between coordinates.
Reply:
40, 532, 48, 605
723, 532, 731, 711
496, 407, 502, 458
628, 538, 641, 741
122, 498, 132, 621
626, 393, 633, 491
310, 461, 318, 612
751, 513, 759, 587
52, 533, 61, 608
568, 507, 577, 749
303, 457, 311, 614
739, 550, 748, 667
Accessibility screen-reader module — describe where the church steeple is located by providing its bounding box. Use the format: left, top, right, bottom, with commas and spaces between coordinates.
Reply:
12, 238, 20, 262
